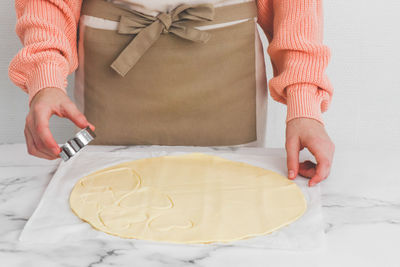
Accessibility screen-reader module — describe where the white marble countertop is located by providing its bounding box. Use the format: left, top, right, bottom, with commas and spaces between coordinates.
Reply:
0, 144, 399, 267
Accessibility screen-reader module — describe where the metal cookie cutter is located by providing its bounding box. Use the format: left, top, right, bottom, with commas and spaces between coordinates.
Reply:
59, 126, 96, 161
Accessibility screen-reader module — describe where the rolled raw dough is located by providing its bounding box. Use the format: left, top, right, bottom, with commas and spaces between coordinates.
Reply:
69, 153, 307, 243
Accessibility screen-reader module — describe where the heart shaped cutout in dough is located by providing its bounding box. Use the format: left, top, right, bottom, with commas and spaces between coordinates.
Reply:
118, 187, 173, 209
82, 167, 141, 192
99, 206, 147, 230
148, 213, 193, 232
80, 188, 115, 206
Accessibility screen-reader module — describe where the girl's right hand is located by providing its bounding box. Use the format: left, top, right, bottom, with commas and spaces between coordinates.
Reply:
25, 87, 95, 160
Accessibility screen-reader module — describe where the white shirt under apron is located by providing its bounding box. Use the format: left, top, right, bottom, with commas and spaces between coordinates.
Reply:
74, 0, 269, 148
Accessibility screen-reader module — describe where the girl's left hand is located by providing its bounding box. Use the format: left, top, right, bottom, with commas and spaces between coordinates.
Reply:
285, 117, 335, 186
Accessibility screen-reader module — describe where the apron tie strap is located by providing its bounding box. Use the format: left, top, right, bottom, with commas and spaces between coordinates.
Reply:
110, 4, 215, 77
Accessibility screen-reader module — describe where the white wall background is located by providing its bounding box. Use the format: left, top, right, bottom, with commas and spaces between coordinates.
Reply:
1, 1, 400, 150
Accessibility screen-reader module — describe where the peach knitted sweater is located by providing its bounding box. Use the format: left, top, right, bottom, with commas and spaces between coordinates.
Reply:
8, 0, 333, 124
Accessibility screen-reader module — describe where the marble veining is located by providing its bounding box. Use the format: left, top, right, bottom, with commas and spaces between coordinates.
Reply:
0, 144, 399, 266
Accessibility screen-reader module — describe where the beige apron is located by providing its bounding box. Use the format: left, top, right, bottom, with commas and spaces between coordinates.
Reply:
79, 0, 258, 146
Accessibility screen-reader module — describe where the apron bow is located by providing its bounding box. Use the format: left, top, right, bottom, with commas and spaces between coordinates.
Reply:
111, 4, 215, 77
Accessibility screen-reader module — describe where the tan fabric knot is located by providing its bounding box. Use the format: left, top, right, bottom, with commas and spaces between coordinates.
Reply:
110, 3, 215, 77
156, 12, 172, 34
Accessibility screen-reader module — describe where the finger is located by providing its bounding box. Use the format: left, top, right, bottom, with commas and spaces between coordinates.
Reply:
88, 122, 95, 132
61, 102, 94, 131
32, 107, 60, 157
29, 126, 58, 159
298, 160, 316, 178
285, 137, 300, 180
309, 158, 331, 187
25, 126, 56, 160
306, 140, 333, 187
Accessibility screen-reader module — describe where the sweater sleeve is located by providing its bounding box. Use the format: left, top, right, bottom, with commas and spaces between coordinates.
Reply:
256, 0, 334, 125
8, 0, 82, 106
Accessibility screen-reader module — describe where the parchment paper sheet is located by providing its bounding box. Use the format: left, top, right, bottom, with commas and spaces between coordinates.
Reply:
19, 146, 325, 250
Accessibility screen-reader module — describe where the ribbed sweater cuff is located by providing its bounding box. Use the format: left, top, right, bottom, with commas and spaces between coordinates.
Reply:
26, 62, 67, 106
286, 83, 324, 126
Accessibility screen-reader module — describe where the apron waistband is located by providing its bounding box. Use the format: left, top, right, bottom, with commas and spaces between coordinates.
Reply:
81, 0, 258, 76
